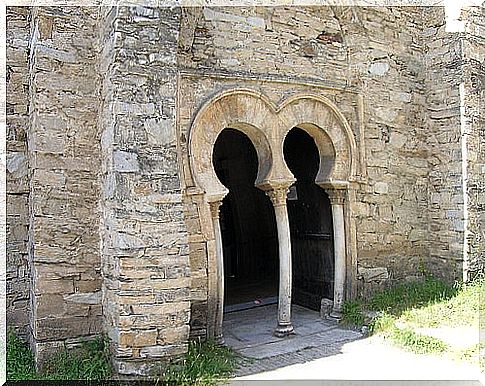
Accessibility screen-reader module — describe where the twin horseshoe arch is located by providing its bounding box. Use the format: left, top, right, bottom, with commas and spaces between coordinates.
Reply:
187, 88, 358, 340
188, 89, 359, 200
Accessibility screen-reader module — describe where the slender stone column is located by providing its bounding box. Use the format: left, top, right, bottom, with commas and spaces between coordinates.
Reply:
209, 200, 225, 344
266, 187, 294, 337
327, 188, 347, 319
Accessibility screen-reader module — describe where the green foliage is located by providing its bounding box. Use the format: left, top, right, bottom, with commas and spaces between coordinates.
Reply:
7, 330, 36, 380
401, 279, 481, 328
8, 333, 237, 383
452, 343, 482, 367
157, 340, 239, 385
342, 276, 483, 360
370, 312, 395, 334
7, 332, 112, 381
389, 327, 448, 355
342, 300, 365, 326
342, 277, 456, 328
367, 277, 457, 316
41, 338, 112, 380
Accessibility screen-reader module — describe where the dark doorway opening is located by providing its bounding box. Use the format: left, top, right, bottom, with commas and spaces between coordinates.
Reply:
213, 128, 279, 313
284, 127, 335, 311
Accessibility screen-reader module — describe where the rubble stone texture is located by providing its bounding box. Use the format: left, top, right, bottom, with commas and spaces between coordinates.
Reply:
7, 7, 31, 340
6, 4, 484, 376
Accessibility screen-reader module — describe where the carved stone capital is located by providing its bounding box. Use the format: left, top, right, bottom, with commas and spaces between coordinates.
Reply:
266, 187, 289, 207
209, 200, 222, 219
326, 188, 346, 205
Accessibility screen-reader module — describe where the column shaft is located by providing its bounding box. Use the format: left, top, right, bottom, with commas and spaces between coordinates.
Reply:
327, 189, 347, 319
267, 188, 294, 337
210, 201, 225, 344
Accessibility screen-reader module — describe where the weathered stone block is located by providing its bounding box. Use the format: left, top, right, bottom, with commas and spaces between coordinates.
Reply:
119, 329, 158, 347
139, 343, 188, 359
35, 279, 75, 295
113, 151, 140, 173
35, 316, 102, 341
369, 61, 389, 76
374, 182, 389, 194
157, 325, 190, 345
358, 267, 390, 283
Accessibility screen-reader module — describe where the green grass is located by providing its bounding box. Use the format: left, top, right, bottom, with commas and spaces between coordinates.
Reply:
7, 331, 112, 381
367, 277, 458, 316
342, 300, 366, 326
7, 331, 36, 380
8, 332, 238, 383
389, 327, 449, 354
342, 276, 483, 362
41, 338, 112, 380
156, 340, 239, 385
342, 277, 462, 325
342, 276, 457, 328
400, 280, 480, 329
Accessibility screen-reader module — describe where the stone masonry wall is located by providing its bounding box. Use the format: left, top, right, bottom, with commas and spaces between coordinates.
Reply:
6, 7, 31, 339
423, 7, 465, 282
27, 7, 103, 359
98, 6, 191, 376
462, 5, 485, 279
177, 6, 433, 305
344, 7, 431, 294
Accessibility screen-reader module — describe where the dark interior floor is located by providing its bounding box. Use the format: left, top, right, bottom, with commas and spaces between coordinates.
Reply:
224, 278, 278, 313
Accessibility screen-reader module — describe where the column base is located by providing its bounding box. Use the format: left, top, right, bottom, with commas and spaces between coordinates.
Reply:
215, 334, 225, 345
328, 308, 342, 322
274, 323, 294, 337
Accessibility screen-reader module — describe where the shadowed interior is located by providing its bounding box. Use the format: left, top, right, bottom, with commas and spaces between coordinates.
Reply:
284, 127, 335, 310
213, 128, 279, 311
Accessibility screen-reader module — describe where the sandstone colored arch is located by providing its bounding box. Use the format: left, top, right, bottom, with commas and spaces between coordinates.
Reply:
277, 94, 358, 185
188, 89, 277, 201
188, 89, 358, 200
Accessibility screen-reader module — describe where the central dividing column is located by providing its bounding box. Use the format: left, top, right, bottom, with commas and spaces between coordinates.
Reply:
209, 200, 225, 344
266, 186, 294, 337
326, 188, 347, 319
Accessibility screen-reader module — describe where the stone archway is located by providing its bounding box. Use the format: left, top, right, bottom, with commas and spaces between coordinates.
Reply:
188, 89, 358, 341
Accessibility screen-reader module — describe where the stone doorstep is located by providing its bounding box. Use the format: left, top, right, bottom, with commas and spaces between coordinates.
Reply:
236, 328, 362, 360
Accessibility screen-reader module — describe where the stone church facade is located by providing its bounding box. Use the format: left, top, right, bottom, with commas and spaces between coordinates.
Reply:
6, 4, 484, 376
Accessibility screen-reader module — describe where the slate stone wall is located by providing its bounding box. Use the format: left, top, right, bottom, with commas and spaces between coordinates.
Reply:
6, 6, 31, 340
97, 6, 191, 376
423, 7, 467, 282
462, 5, 485, 279
26, 6, 103, 360
344, 7, 431, 293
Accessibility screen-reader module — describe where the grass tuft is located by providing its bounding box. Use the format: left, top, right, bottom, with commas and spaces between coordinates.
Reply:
342, 276, 483, 361
40, 338, 112, 380
342, 300, 365, 326
7, 332, 112, 381
367, 277, 457, 316
388, 327, 449, 354
400, 280, 480, 329
7, 330, 36, 380
8, 333, 237, 383
343, 276, 459, 327
157, 340, 239, 385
